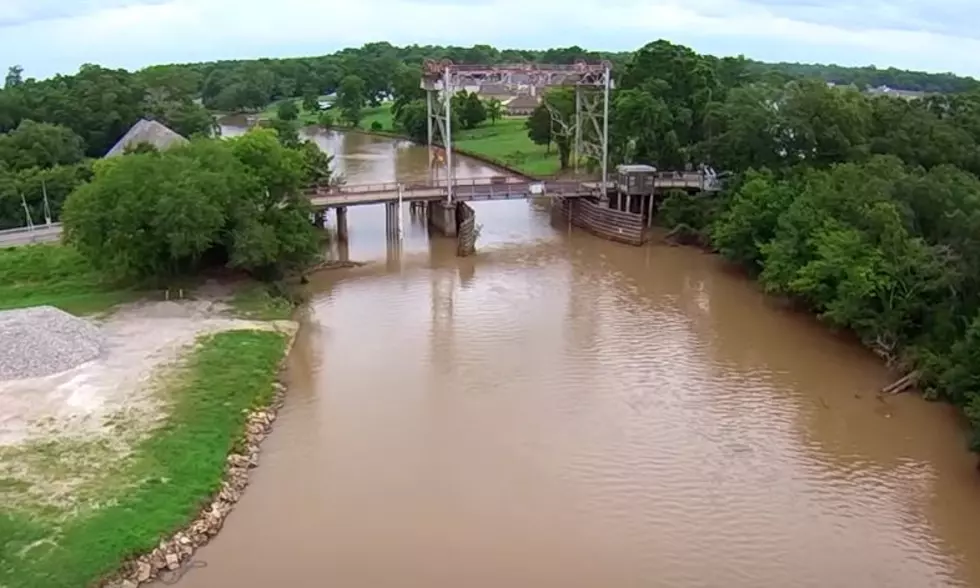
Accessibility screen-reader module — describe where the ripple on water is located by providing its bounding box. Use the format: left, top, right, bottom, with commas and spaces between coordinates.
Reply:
170, 240, 980, 588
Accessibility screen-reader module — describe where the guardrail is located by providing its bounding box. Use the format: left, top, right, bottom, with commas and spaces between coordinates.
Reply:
0, 223, 62, 235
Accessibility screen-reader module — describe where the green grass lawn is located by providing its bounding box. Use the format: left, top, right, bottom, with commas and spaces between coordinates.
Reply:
0, 244, 136, 314
455, 117, 561, 177
0, 329, 289, 588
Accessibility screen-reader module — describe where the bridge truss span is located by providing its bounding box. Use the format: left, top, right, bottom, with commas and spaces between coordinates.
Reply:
421, 59, 613, 203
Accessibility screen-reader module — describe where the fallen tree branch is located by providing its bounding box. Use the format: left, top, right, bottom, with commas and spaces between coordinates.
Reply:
880, 370, 920, 395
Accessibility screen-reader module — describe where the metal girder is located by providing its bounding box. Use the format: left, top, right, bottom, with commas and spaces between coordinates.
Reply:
421, 59, 613, 202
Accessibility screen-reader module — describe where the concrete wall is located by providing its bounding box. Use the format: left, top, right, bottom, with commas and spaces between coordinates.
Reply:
427, 202, 457, 237
456, 202, 477, 257
559, 197, 647, 246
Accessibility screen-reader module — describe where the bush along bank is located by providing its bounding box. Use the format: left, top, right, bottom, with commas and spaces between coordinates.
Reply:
658, 158, 980, 454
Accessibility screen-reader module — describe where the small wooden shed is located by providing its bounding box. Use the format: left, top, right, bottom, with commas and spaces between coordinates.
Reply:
616, 164, 657, 197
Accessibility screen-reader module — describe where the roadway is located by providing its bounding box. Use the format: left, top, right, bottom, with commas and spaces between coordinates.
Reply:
0, 224, 63, 248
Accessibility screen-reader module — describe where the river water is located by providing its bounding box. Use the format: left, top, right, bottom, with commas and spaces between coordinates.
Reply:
169, 122, 980, 587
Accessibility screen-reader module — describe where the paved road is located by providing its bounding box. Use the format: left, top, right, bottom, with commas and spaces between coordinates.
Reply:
0, 224, 63, 248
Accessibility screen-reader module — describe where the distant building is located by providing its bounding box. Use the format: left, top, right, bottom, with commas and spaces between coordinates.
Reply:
477, 83, 514, 99
105, 119, 189, 157
504, 94, 541, 116
864, 85, 927, 100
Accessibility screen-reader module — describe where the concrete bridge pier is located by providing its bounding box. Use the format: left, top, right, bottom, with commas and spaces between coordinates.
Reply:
427, 201, 457, 237
455, 202, 477, 257
336, 207, 349, 242
313, 211, 326, 229
384, 202, 402, 240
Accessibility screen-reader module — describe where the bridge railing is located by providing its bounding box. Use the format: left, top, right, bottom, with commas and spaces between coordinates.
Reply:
305, 172, 720, 203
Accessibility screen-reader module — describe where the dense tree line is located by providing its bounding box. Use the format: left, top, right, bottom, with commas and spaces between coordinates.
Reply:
0, 63, 218, 229
613, 41, 980, 448
749, 61, 980, 94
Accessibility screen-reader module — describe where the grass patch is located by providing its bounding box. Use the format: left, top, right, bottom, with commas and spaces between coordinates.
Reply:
455, 117, 561, 177
0, 244, 136, 314
0, 329, 289, 588
229, 284, 295, 320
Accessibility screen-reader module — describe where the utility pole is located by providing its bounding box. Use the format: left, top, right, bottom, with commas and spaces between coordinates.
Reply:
42, 180, 52, 226
20, 193, 34, 233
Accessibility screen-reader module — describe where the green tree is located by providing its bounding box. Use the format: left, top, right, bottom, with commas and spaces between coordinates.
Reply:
0, 162, 93, 229
264, 118, 301, 149
486, 98, 503, 125
337, 75, 367, 127
525, 104, 552, 154
451, 91, 487, 129
391, 64, 425, 119
5, 65, 24, 89
62, 130, 318, 282
711, 169, 795, 271
278, 100, 299, 121
298, 141, 333, 187
0, 120, 86, 171
394, 99, 428, 143
302, 91, 321, 113
540, 88, 576, 169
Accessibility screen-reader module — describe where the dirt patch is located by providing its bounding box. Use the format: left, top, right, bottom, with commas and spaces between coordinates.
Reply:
0, 299, 288, 513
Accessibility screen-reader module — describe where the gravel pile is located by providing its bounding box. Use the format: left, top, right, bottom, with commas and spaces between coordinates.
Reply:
0, 306, 105, 381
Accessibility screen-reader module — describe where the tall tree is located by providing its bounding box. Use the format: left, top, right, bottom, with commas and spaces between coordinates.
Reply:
0, 120, 86, 171
525, 104, 552, 154
337, 75, 367, 127
486, 98, 503, 125
278, 100, 299, 121
4, 65, 23, 89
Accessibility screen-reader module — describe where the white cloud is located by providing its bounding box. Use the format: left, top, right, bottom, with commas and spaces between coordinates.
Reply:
0, 0, 977, 78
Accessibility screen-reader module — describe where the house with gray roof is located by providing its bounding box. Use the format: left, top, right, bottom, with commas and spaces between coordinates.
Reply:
505, 94, 541, 116
105, 119, 189, 157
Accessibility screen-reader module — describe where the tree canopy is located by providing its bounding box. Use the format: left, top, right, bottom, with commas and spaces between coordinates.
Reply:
62, 128, 322, 282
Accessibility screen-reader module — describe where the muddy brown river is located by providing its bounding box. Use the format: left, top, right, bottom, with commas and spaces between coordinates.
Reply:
169, 123, 980, 587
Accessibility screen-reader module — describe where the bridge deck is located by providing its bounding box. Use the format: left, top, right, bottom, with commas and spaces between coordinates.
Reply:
309, 173, 716, 209
1, 173, 719, 248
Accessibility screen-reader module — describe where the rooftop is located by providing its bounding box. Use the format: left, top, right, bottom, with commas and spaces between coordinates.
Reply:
617, 164, 657, 173
105, 119, 189, 158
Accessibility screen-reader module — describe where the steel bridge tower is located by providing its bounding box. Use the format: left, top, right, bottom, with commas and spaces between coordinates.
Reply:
421, 59, 613, 203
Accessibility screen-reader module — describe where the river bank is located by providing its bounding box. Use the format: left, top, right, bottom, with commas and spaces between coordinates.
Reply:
0, 298, 298, 588
0, 242, 315, 588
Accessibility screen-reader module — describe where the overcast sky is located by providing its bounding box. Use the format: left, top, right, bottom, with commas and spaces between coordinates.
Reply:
2, 0, 978, 79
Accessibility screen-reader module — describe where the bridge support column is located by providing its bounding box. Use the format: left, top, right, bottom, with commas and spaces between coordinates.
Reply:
427, 201, 457, 237
313, 211, 326, 229
336, 207, 349, 242
456, 202, 477, 257
385, 202, 401, 240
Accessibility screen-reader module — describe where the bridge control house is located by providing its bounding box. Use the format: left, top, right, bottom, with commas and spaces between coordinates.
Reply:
614, 164, 658, 216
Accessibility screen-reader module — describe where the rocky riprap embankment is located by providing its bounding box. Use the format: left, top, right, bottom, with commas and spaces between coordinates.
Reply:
102, 380, 287, 588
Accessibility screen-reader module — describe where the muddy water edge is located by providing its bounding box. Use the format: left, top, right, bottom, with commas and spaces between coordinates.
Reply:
173, 120, 980, 588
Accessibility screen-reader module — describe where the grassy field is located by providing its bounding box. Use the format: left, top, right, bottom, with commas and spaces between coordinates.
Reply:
0, 329, 289, 588
0, 244, 135, 314
455, 117, 561, 177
